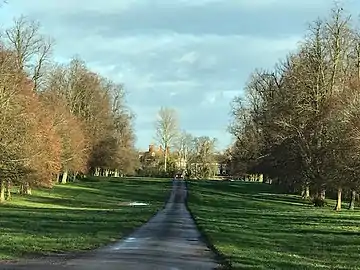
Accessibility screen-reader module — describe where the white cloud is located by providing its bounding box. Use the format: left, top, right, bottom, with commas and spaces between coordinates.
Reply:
177, 51, 198, 64
201, 92, 218, 106
222, 90, 241, 100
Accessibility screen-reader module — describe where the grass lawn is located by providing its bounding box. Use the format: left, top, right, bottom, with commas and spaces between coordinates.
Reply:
0, 176, 170, 260
187, 180, 360, 270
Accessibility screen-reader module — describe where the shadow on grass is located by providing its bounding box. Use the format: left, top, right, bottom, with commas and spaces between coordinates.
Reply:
0, 177, 171, 260
187, 180, 360, 270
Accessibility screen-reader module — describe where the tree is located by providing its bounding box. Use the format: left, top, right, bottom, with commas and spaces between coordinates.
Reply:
0, 48, 28, 201
20, 94, 62, 194
109, 82, 138, 175
4, 15, 53, 91
0, 50, 61, 197
44, 58, 138, 176
175, 130, 193, 170
40, 91, 88, 184
154, 107, 179, 173
188, 136, 217, 179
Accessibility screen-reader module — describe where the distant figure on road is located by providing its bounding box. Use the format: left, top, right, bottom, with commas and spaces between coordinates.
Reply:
174, 171, 184, 180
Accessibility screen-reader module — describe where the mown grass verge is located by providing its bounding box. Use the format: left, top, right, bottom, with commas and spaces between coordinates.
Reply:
187, 180, 360, 270
0, 176, 170, 260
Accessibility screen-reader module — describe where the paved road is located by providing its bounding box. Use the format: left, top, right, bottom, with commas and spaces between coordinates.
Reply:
0, 179, 219, 270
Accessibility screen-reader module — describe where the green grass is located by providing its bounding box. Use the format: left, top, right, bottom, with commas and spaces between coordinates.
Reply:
188, 180, 360, 270
0, 176, 170, 260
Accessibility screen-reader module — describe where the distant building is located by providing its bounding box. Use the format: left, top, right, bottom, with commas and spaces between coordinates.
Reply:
138, 144, 172, 164
138, 144, 230, 176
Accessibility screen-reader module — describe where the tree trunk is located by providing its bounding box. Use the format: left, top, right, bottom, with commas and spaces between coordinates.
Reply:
56, 173, 60, 182
25, 182, 32, 195
302, 184, 310, 199
5, 180, 11, 200
61, 170, 68, 184
349, 190, 356, 210
114, 169, 119, 177
72, 172, 77, 182
105, 169, 109, 177
19, 184, 24, 195
335, 187, 342, 211
19, 182, 32, 195
164, 151, 167, 172
320, 188, 326, 200
94, 167, 100, 176
0, 180, 5, 203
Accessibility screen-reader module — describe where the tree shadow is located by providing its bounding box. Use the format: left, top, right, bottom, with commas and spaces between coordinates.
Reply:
0, 177, 171, 259
188, 180, 360, 269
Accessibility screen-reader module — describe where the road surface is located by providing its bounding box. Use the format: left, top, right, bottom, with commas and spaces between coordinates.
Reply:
0, 179, 219, 270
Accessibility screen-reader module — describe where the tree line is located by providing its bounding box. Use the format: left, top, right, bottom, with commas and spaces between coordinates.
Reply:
229, 6, 360, 211
0, 16, 138, 202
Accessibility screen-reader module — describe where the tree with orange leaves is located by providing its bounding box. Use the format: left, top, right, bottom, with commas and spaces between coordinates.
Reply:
40, 91, 88, 184
0, 47, 61, 198
0, 47, 29, 201
15, 79, 62, 194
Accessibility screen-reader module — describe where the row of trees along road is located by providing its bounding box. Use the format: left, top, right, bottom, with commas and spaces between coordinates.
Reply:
0, 16, 138, 202
229, 6, 360, 211
138, 107, 219, 179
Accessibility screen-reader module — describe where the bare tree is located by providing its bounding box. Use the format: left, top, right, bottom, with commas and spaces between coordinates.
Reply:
189, 136, 217, 179
154, 107, 179, 173
176, 131, 192, 159
4, 15, 53, 90
175, 130, 194, 171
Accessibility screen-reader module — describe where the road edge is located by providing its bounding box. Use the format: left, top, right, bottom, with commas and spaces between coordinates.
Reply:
184, 180, 232, 270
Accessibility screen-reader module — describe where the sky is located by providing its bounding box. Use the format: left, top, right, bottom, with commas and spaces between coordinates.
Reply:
0, 0, 359, 151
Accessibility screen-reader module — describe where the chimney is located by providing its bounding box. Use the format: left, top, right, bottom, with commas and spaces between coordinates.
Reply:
149, 144, 154, 152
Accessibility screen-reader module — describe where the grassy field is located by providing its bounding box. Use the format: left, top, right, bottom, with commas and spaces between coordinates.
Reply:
0, 177, 170, 260
187, 180, 360, 270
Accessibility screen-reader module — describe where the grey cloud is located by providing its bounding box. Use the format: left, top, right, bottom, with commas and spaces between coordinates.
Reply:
75, 34, 299, 94
27, 0, 335, 38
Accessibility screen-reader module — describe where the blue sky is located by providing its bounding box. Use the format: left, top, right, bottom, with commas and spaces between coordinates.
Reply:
0, 0, 359, 151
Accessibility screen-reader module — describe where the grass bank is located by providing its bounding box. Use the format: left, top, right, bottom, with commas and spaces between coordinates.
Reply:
188, 180, 360, 270
0, 177, 170, 260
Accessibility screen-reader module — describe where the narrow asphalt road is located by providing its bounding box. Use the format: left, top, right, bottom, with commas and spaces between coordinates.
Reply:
1, 179, 219, 270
